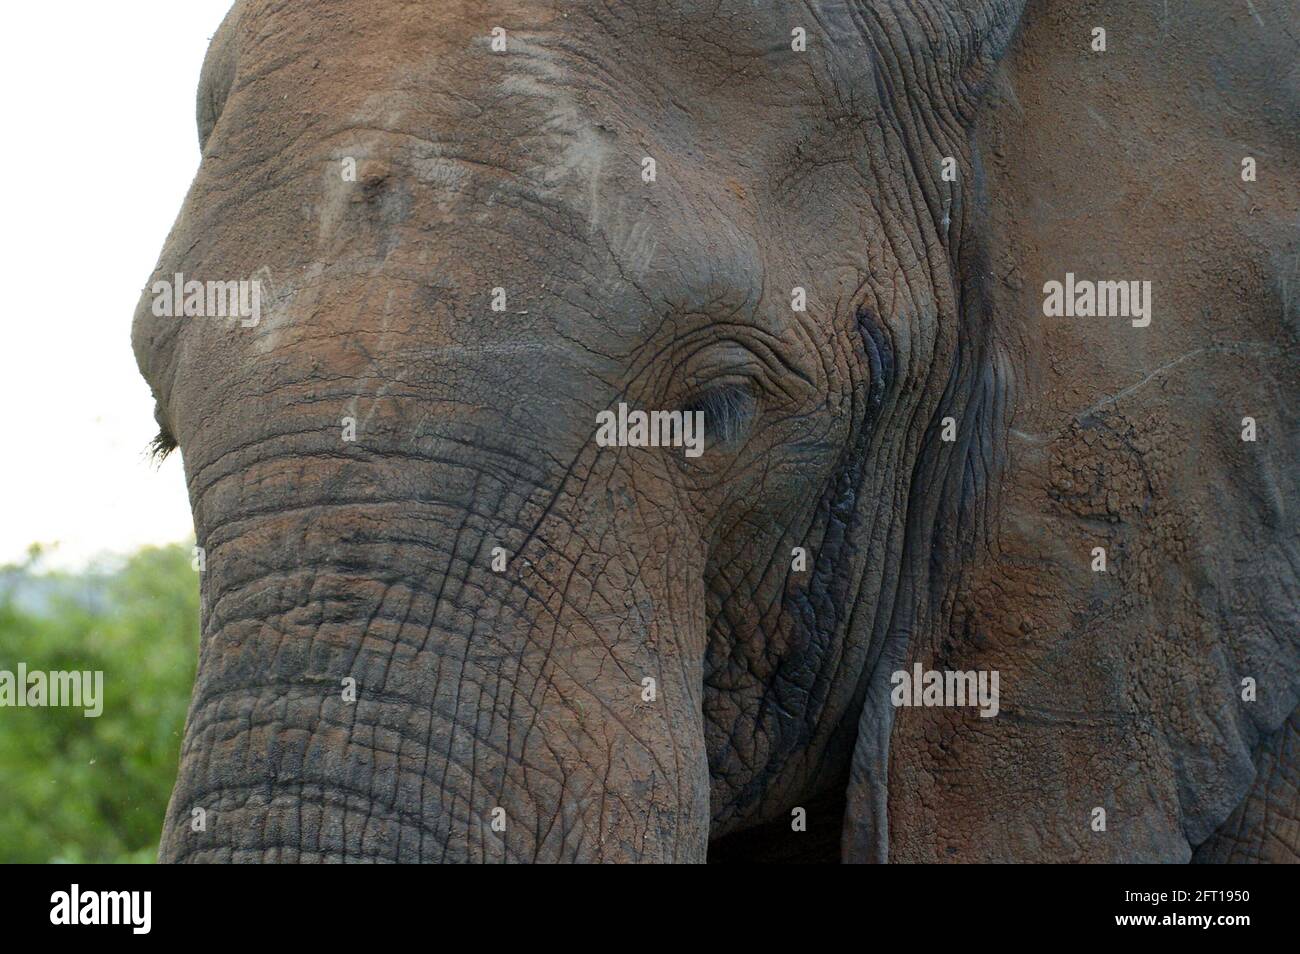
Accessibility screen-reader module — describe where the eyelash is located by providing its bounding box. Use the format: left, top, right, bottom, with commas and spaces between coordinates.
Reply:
682, 384, 757, 446
148, 430, 178, 463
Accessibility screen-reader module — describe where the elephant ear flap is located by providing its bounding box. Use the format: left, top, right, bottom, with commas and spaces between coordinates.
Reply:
844, 0, 1300, 863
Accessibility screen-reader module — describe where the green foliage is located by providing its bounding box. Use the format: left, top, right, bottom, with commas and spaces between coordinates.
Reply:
0, 543, 198, 863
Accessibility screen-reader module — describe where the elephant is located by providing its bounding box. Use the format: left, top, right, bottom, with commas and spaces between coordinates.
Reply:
133, 0, 1298, 863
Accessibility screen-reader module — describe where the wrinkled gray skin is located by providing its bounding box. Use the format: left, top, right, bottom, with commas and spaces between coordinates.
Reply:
134, 0, 1298, 862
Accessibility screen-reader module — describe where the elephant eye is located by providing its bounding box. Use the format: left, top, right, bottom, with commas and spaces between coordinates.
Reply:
682, 383, 757, 449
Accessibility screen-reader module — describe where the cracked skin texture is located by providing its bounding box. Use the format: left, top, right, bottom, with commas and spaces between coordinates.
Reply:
132, 0, 1297, 862
874, 0, 1300, 862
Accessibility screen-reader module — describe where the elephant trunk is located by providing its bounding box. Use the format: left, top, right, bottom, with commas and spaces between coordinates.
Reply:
159, 413, 710, 863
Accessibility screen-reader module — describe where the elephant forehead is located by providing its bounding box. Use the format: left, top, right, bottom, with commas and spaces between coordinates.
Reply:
191, 1, 899, 354
230, 0, 874, 183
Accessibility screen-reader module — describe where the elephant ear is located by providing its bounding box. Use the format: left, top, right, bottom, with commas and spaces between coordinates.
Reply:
846, 0, 1300, 861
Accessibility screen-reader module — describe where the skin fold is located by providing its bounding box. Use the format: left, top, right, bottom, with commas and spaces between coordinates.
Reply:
132, 0, 1298, 862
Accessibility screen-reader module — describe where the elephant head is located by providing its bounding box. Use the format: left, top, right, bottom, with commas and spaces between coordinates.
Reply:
134, 0, 1298, 862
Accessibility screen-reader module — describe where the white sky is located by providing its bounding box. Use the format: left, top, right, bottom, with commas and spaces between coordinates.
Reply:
0, 1, 235, 568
